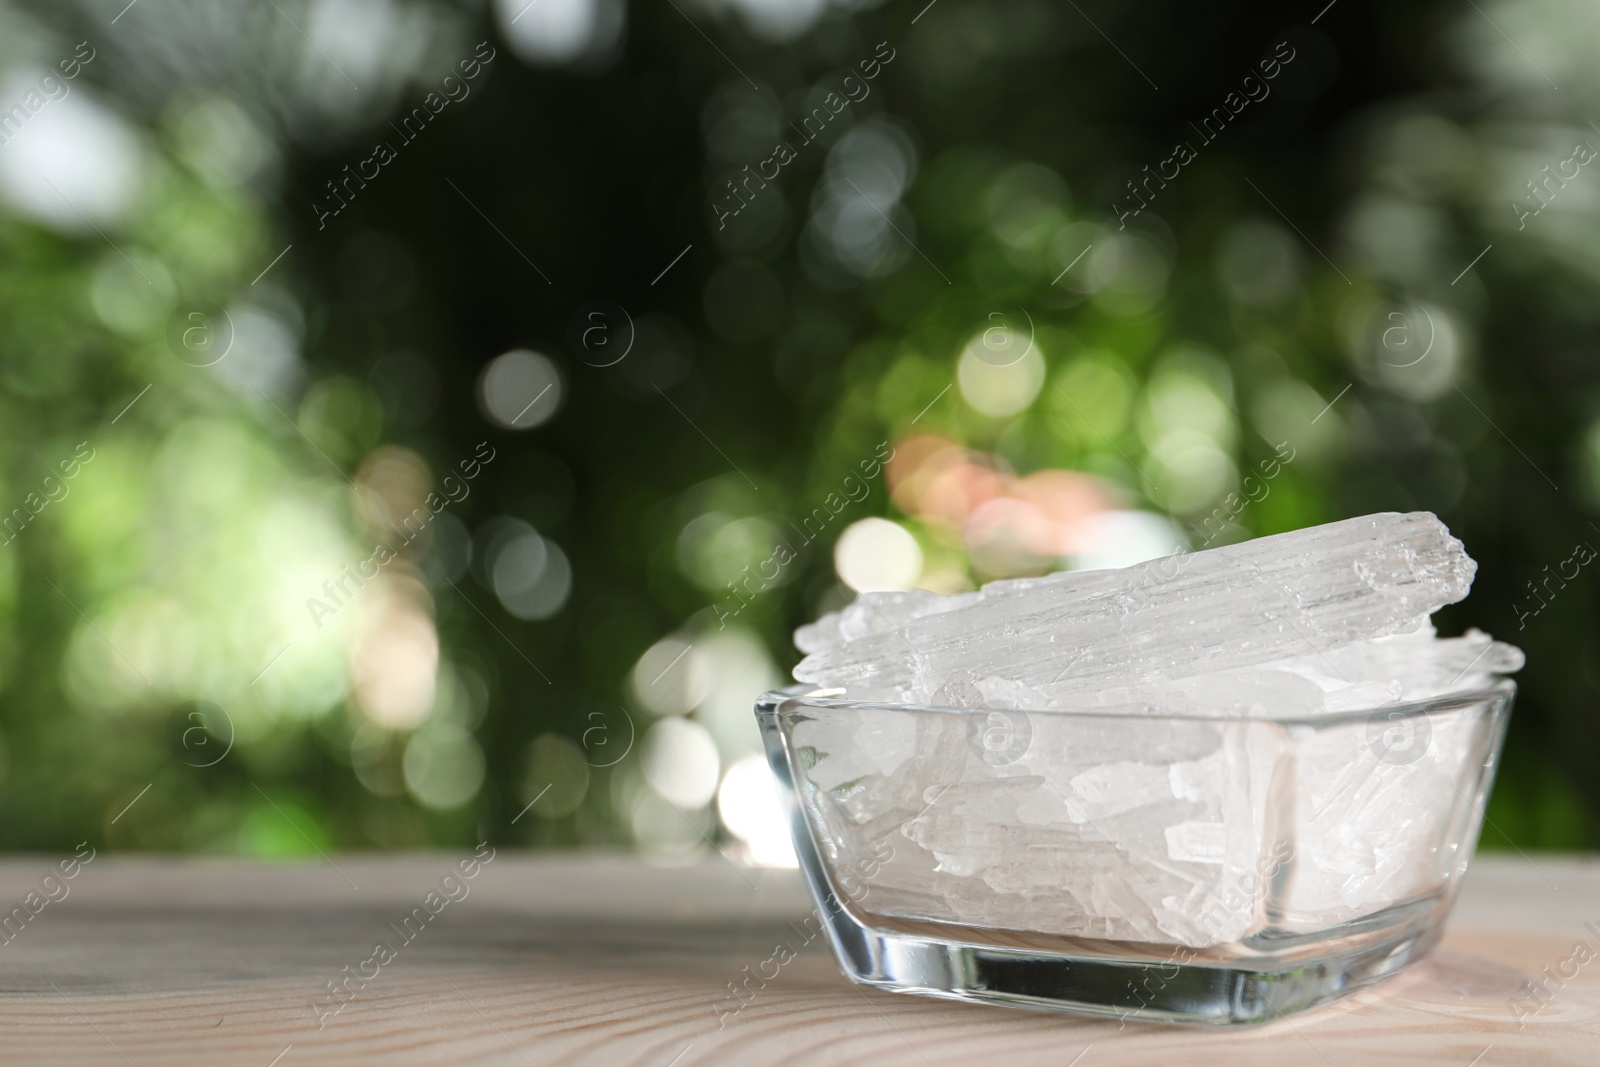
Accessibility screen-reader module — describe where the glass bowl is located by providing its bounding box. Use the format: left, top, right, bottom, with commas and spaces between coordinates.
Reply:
755, 679, 1514, 1026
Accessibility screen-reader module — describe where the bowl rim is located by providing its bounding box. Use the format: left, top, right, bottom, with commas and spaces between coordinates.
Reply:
755, 677, 1516, 729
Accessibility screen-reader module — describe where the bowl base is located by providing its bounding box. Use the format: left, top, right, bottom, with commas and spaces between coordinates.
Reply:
822, 899, 1446, 1026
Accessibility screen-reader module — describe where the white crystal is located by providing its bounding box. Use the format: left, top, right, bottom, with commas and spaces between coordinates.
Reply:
795, 512, 1475, 704
785, 511, 1523, 950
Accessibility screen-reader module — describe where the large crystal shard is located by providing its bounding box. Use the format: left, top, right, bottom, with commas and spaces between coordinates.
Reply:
795, 512, 1475, 704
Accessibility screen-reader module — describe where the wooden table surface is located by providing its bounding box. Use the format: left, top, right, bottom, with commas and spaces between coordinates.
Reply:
0, 851, 1593, 1066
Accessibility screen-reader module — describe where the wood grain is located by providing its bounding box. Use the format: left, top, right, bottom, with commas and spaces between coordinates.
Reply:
0, 853, 1593, 1066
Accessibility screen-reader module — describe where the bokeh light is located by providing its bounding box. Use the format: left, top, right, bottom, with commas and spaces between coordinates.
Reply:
522, 734, 590, 819
630, 636, 710, 716
0, 78, 145, 229
495, 0, 624, 67
487, 521, 572, 621
641, 717, 720, 809
717, 755, 796, 867
478, 349, 562, 430
834, 517, 923, 591
957, 330, 1046, 417
403, 722, 487, 810
350, 577, 439, 730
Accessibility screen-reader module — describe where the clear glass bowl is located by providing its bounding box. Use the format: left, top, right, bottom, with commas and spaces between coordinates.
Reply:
755, 679, 1514, 1025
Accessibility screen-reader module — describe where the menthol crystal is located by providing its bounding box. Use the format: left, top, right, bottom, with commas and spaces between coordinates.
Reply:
795, 512, 1478, 705
786, 512, 1521, 948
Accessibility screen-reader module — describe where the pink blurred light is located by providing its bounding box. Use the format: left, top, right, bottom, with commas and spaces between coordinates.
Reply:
1011, 470, 1113, 554
889, 434, 1115, 578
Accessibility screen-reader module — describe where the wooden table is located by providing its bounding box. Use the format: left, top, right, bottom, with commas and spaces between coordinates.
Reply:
0, 852, 1593, 1065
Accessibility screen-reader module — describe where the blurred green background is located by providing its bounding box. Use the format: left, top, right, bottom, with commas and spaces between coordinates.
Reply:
0, 0, 1592, 860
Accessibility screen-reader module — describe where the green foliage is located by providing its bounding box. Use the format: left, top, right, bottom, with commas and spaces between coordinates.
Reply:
1, 0, 1595, 855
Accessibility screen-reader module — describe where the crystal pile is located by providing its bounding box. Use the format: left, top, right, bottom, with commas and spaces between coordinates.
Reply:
786, 512, 1523, 947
